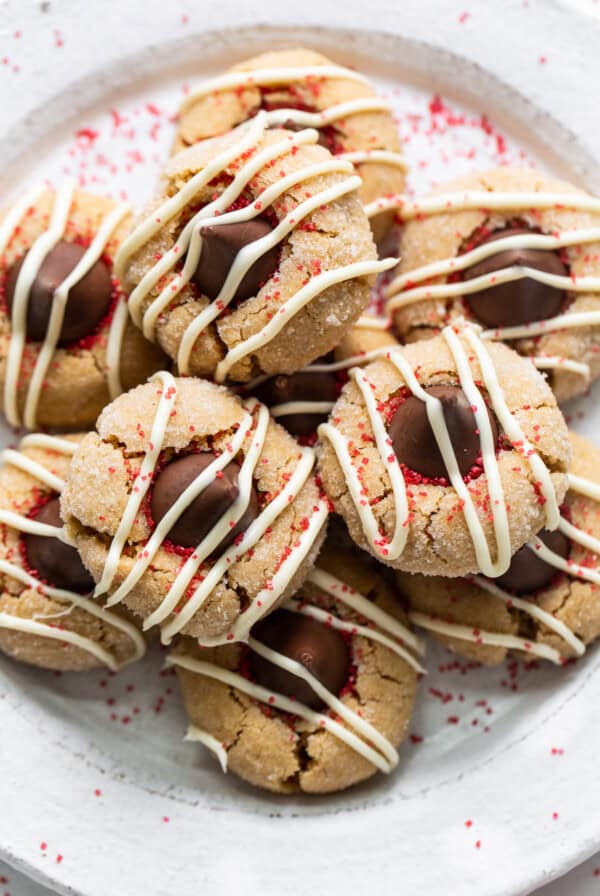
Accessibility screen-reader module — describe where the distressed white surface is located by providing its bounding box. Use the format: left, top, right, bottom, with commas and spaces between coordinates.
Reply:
3, 851, 600, 896
1, 2, 600, 896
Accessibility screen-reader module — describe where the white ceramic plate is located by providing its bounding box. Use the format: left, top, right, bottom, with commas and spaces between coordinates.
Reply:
1, 4, 600, 896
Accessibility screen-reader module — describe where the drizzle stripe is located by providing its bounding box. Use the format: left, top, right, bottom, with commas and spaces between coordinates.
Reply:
533, 356, 590, 378
472, 574, 585, 656
386, 227, 600, 297
94, 370, 178, 596
263, 98, 392, 128
307, 567, 424, 654
181, 65, 371, 110
4, 181, 75, 426
408, 610, 563, 664
366, 190, 600, 220
285, 599, 425, 674
185, 725, 228, 772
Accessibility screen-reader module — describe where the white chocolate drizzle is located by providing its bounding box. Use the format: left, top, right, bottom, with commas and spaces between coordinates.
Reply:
567, 472, 600, 502
382, 191, 600, 363
471, 575, 585, 656
339, 150, 407, 171
367, 189, 600, 221
181, 65, 372, 111
89, 372, 327, 645
182, 64, 406, 219
269, 400, 335, 419
318, 323, 561, 571
305, 347, 398, 372
354, 314, 392, 330
408, 610, 563, 665
262, 99, 393, 129
410, 469, 600, 663
115, 112, 392, 381
532, 356, 591, 379
168, 564, 426, 775
0, 182, 130, 427
0, 435, 144, 669
185, 724, 228, 773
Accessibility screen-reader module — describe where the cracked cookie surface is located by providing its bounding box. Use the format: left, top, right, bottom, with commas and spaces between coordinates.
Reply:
171, 539, 420, 794
388, 168, 600, 402
61, 377, 327, 644
119, 126, 377, 383
317, 330, 570, 576
0, 187, 167, 429
397, 430, 600, 665
173, 47, 406, 244
0, 435, 142, 671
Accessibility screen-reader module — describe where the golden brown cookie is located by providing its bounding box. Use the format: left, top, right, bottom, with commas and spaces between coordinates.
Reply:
61, 373, 328, 646
386, 168, 600, 402
168, 539, 422, 794
173, 48, 406, 243
117, 122, 383, 384
317, 325, 570, 577
398, 430, 600, 665
0, 433, 145, 671
0, 185, 167, 429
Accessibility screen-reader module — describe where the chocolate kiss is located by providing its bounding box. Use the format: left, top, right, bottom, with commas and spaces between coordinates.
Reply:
24, 497, 94, 593
388, 384, 499, 480
492, 528, 570, 594
462, 227, 567, 328
5, 241, 113, 344
254, 368, 338, 437
249, 609, 350, 710
193, 217, 279, 303
151, 452, 259, 552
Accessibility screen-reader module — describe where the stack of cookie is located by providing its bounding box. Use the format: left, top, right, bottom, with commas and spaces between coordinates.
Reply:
1, 48, 600, 796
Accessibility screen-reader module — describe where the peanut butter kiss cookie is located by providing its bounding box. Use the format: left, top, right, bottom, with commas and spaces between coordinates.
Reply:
117, 118, 389, 384
173, 48, 406, 244
168, 538, 423, 794
0, 433, 144, 671
398, 430, 600, 666
250, 321, 399, 441
317, 323, 570, 577
0, 183, 167, 429
60, 373, 328, 646
384, 168, 600, 402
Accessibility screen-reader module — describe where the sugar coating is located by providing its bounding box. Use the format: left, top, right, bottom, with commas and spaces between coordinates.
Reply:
122, 127, 377, 382
173, 47, 405, 243
0, 436, 138, 671
173, 540, 418, 794
61, 378, 327, 642
398, 430, 600, 664
317, 333, 570, 576
391, 167, 600, 402
0, 188, 167, 429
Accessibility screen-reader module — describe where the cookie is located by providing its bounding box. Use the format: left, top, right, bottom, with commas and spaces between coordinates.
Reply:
0, 183, 167, 429
116, 118, 391, 384
317, 323, 570, 577
60, 373, 329, 645
249, 321, 399, 441
0, 433, 145, 671
384, 168, 600, 402
398, 430, 600, 666
173, 48, 406, 243
168, 538, 422, 794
